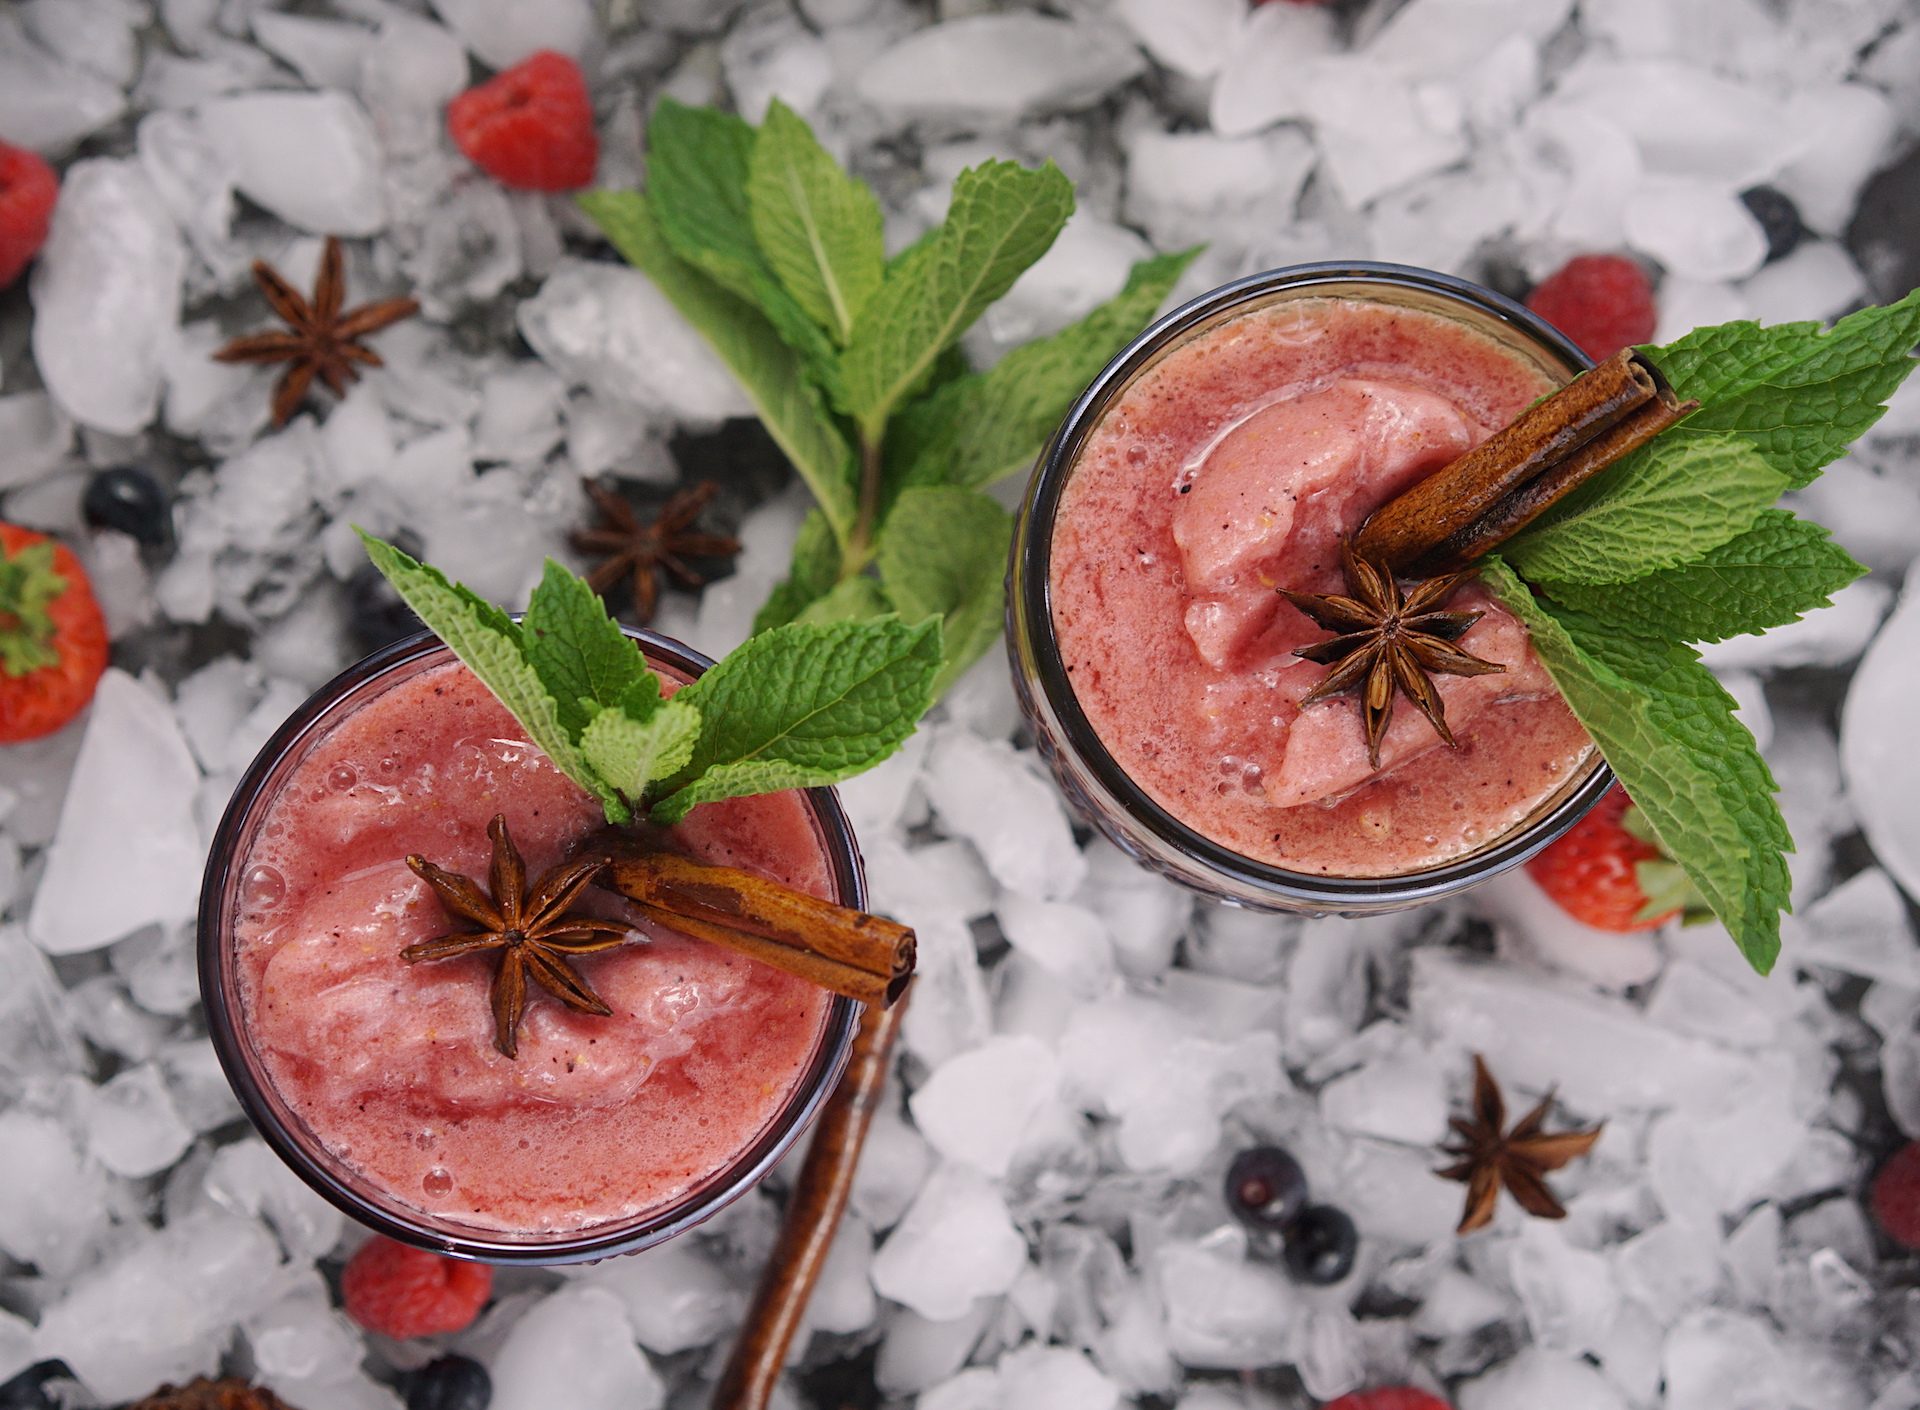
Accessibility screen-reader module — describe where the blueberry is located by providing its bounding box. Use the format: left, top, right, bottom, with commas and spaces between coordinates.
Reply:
0, 1360, 83, 1410
82, 466, 171, 548
1282, 1204, 1358, 1286
1225, 1145, 1309, 1232
406, 1354, 492, 1410
1740, 185, 1808, 264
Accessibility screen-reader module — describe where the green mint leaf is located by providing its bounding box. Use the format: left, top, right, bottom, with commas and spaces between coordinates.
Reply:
796, 574, 894, 625
840, 159, 1074, 439
650, 616, 942, 824
356, 531, 628, 824
753, 509, 843, 634
876, 487, 1013, 696
522, 559, 650, 741
1502, 433, 1787, 585
1649, 286, 1920, 489
890, 248, 1200, 493
1482, 557, 1788, 972
1538, 509, 1866, 643
581, 696, 703, 801
0, 537, 66, 676
578, 190, 858, 542
748, 99, 886, 346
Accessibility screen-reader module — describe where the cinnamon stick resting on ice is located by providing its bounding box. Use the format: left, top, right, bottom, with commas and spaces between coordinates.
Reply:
1353, 347, 1698, 575
593, 840, 915, 1008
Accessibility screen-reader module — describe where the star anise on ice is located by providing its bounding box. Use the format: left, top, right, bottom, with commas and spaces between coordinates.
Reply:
570, 478, 741, 624
1280, 541, 1508, 769
129, 1378, 299, 1410
1438, 1054, 1605, 1234
403, 814, 632, 1059
213, 235, 419, 427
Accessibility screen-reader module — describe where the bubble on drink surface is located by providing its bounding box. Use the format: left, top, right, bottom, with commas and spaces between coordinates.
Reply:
243, 865, 286, 909
328, 764, 357, 792
423, 1168, 454, 1197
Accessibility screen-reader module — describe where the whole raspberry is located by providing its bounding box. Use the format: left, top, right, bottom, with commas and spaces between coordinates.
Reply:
1873, 1142, 1920, 1248
1323, 1390, 1454, 1410
0, 142, 59, 290
1526, 253, 1658, 362
446, 50, 598, 192
340, 1236, 493, 1340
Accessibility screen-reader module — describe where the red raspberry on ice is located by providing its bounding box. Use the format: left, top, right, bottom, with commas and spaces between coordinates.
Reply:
1873, 1142, 1920, 1248
447, 50, 599, 192
1323, 1390, 1455, 1410
0, 142, 59, 291
341, 1235, 494, 1339
1526, 253, 1658, 362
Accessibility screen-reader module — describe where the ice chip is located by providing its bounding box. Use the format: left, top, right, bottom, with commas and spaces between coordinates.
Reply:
995, 895, 1117, 998
1474, 870, 1664, 991
0, 391, 75, 491
870, 1161, 1028, 1320
998, 1342, 1122, 1410
1367, 0, 1573, 80
574, 1235, 742, 1352
922, 727, 1086, 901
0, 1107, 113, 1277
249, 11, 373, 91
1739, 241, 1868, 328
919, 1367, 1001, 1410
69, 973, 176, 1061
721, 4, 833, 124
1318, 1032, 1450, 1147
1209, 0, 1339, 137
1624, 177, 1770, 283
0, 924, 88, 1092
1507, 1221, 1620, 1357
1774, 82, 1900, 235
86, 1060, 194, 1178
1155, 1236, 1300, 1368
405, 181, 525, 318
857, 15, 1146, 120
488, 1286, 665, 1410
1662, 1308, 1788, 1410
1301, 57, 1470, 207
0, 11, 125, 153
1126, 127, 1316, 262
805, 1211, 876, 1335
1559, 58, 1789, 188
203, 1138, 346, 1263
247, 1273, 365, 1387
876, 1299, 997, 1397
1458, 1345, 1631, 1410
1115, 0, 1241, 79
911, 1035, 1061, 1178
850, 1096, 934, 1232
472, 363, 567, 465
1789, 868, 1920, 987
977, 212, 1151, 358
1843, 580, 1920, 903
158, 1036, 245, 1133
900, 914, 995, 1068
1078, 838, 1190, 979
199, 91, 387, 237
429, 0, 595, 68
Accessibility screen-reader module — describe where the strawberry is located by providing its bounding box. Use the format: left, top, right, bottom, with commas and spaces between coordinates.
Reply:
0, 141, 59, 291
341, 1235, 493, 1340
1872, 1142, 1920, 1249
1526, 253, 1658, 362
1525, 784, 1705, 932
1323, 1389, 1454, 1410
0, 523, 109, 744
446, 50, 598, 193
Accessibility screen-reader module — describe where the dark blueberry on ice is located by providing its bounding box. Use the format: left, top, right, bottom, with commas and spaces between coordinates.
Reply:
82, 465, 170, 547
1849, 144, 1920, 304
0, 1360, 83, 1410
1283, 1204, 1358, 1285
406, 1354, 493, 1410
1225, 1145, 1309, 1231
1740, 185, 1808, 264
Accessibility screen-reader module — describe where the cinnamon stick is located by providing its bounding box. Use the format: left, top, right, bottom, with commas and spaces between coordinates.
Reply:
628, 900, 907, 1007
1352, 348, 1698, 575
712, 990, 909, 1410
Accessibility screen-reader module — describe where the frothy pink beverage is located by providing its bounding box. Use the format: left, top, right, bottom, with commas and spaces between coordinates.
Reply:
1051, 297, 1594, 876
234, 658, 834, 1234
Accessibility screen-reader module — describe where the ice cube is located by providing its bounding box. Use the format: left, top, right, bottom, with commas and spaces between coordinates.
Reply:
1652, 275, 1750, 345
1367, 0, 1572, 80
0, 11, 125, 154
247, 1273, 366, 1388
1647, 1078, 1807, 1223
1775, 82, 1901, 235
429, 0, 594, 68
21, 0, 142, 85
721, 4, 833, 124
998, 1342, 1123, 1410
481, 1289, 660, 1410
1283, 916, 1375, 1065
202, 1138, 345, 1262
472, 363, 567, 466
804, 1211, 876, 1336
198, 90, 387, 238
1115, 0, 1241, 79
1662, 1308, 1788, 1410
921, 727, 1086, 902
0, 1308, 34, 1388
405, 181, 525, 318
1155, 1235, 1300, 1368
871, 1161, 1028, 1320
0, 391, 75, 492
85, 1060, 194, 1179
1624, 176, 1769, 283
357, 12, 470, 161
943, 648, 1023, 742
1369, 166, 1529, 278
1411, 1268, 1513, 1339
518, 257, 755, 425
1558, 58, 1788, 189
1458, 1345, 1631, 1410
1702, 576, 1890, 670
0, 1107, 113, 1277
856, 14, 1146, 121
573, 1235, 743, 1354
69, 974, 176, 1061
1318, 1032, 1450, 1147
1124, 127, 1316, 259
0, 924, 88, 1091
875, 1299, 997, 1397
1473, 870, 1664, 991
1739, 241, 1868, 327
250, 11, 373, 90
1791, 448, 1920, 573
1077, 838, 1190, 979
835, 731, 932, 841
1614, 1219, 1726, 1325
1301, 57, 1470, 207
1209, 0, 1339, 137
1644, 960, 1780, 1048
1789, 868, 1920, 987
1506, 1221, 1620, 1357
919, 1367, 1001, 1410
995, 895, 1117, 998
37, 1210, 285, 1403
911, 1035, 1061, 1178
900, 913, 996, 1068
157, 1035, 245, 1133
976, 211, 1151, 359
30, 159, 186, 437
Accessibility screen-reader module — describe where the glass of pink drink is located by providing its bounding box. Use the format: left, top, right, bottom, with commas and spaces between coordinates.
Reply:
200, 627, 862, 1263
1009, 263, 1614, 913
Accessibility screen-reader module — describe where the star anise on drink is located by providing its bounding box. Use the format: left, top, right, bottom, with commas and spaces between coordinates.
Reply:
1437, 1054, 1604, 1234
213, 234, 420, 427
402, 814, 633, 1059
570, 478, 741, 624
1280, 541, 1508, 769
129, 1378, 299, 1410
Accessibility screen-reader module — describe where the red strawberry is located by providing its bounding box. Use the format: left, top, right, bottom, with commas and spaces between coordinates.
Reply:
1526, 784, 1702, 932
0, 522, 109, 744
341, 1235, 493, 1340
1526, 254, 1658, 362
447, 50, 598, 192
0, 142, 59, 291
1323, 1389, 1454, 1410
1873, 1142, 1920, 1249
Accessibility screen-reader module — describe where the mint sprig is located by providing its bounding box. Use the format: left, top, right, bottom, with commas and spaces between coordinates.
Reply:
579, 99, 1198, 696
358, 531, 941, 827
1482, 287, 1919, 972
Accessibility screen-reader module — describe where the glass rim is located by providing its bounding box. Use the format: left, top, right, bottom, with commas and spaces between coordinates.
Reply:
198, 625, 865, 1265
1012, 260, 1617, 906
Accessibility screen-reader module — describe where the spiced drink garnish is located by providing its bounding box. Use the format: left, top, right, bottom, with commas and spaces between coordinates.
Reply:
1437, 1054, 1604, 1234
571, 477, 741, 624
129, 1378, 300, 1410
402, 814, 631, 1058
1281, 541, 1507, 768
212, 235, 420, 427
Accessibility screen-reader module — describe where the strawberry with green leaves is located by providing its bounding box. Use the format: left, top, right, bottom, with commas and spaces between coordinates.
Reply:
0, 523, 109, 744
1527, 784, 1708, 932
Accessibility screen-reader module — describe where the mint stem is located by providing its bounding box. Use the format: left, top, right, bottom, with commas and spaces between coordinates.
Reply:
844, 435, 886, 577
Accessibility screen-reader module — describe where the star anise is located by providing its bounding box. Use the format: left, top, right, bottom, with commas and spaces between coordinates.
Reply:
571, 478, 741, 624
1438, 1054, 1604, 1234
403, 814, 632, 1059
213, 235, 419, 427
1280, 541, 1508, 769
129, 1378, 299, 1410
